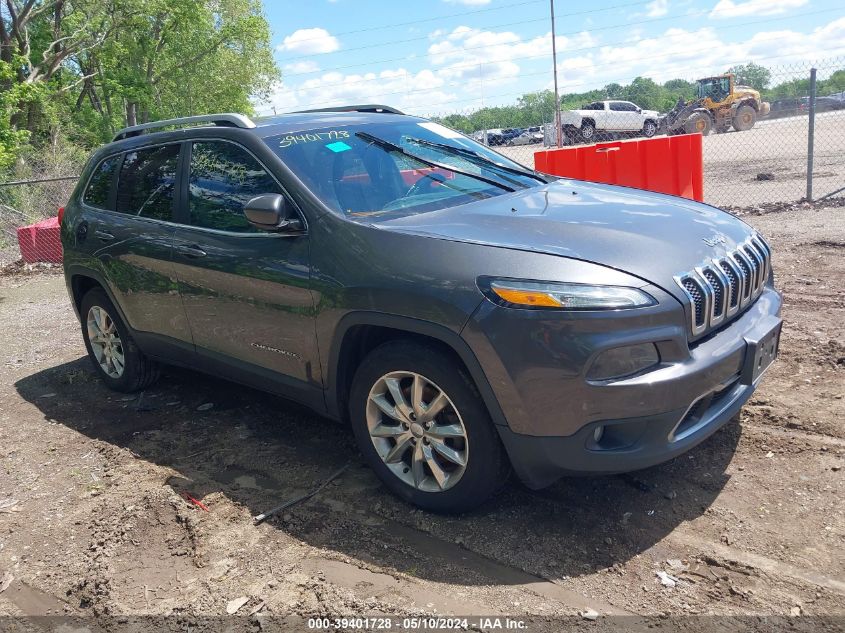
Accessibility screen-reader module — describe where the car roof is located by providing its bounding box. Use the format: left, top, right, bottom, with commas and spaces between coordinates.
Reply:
251, 111, 419, 137
104, 110, 424, 152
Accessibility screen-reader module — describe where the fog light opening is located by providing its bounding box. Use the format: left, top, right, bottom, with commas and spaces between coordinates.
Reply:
593, 425, 605, 443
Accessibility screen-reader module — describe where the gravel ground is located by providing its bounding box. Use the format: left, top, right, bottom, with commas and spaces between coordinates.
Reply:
0, 205, 843, 631
498, 111, 845, 208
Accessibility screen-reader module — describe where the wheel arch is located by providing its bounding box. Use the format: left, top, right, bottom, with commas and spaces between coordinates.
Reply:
733, 98, 759, 112
326, 312, 508, 429
68, 268, 129, 328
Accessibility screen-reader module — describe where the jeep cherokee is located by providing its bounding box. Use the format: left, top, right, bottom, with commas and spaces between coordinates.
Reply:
61, 107, 781, 512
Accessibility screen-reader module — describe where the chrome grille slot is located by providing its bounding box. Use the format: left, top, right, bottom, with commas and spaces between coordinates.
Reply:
681, 276, 708, 333
733, 251, 753, 301
719, 259, 740, 311
743, 244, 763, 292
676, 234, 771, 336
701, 268, 725, 320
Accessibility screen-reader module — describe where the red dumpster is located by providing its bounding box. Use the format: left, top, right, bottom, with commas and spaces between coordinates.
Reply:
17, 216, 62, 264
534, 133, 703, 202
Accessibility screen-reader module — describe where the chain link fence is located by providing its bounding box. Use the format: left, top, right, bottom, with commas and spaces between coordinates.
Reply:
0, 150, 82, 266
429, 57, 845, 209
1, 57, 844, 265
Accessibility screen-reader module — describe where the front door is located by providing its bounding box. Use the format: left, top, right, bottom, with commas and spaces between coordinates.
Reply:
170, 140, 319, 404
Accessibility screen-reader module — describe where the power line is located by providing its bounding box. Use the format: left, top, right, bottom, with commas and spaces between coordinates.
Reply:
276, 0, 548, 45
273, 9, 841, 100
278, 0, 660, 61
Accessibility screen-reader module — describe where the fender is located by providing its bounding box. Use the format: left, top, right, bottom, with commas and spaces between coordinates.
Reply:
65, 265, 130, 327
324, 311, 510, 428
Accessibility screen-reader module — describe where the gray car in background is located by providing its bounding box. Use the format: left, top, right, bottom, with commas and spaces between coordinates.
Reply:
61, 107, 782, 512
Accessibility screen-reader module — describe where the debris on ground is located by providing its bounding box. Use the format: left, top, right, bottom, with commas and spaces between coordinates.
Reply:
226, 596, 250, 614
656, 571, 679, 588
579, 608, 599, 621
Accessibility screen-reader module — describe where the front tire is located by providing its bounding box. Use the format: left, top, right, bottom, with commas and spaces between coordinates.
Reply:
684, 112, 712, 136
349, 341, 509, 513
642, 119, 658, 138
733, 104, 757, 131
80, 288, 159, 392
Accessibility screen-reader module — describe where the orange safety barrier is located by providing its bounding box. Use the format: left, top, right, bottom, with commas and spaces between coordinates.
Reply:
534, 133, 704, 202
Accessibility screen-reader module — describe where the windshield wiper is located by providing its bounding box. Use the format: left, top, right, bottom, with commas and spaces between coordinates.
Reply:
354, 132, 515, 193
404, 137, 548, 185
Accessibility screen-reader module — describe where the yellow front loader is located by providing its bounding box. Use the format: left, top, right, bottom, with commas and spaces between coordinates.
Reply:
662, 74, 771, 136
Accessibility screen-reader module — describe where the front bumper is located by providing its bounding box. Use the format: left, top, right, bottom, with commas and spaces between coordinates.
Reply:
462, 285, 782, 488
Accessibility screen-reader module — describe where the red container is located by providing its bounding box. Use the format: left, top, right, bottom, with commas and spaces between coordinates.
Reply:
534, 134, 703, 202
17, 216, 62, 264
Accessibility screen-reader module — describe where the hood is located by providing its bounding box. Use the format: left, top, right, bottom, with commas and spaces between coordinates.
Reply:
374, 180, 755, 302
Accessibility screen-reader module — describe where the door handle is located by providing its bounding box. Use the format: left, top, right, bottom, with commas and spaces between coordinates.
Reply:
176, 244, 207, 258
94, 230, 115, 242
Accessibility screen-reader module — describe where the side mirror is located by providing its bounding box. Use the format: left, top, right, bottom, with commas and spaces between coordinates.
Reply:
244, 194, 303, 232
637, 107, 642, 113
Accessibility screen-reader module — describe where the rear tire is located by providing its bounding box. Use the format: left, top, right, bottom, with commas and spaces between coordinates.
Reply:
349, 341, 509, 513
580, 121, 596, 142
684, 112, 712, 136
80, 288, 159, 393
732, 104, 757, 131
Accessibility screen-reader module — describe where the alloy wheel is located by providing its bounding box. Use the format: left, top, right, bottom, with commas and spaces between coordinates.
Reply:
366, 371, 469, 492
87, 306, 125, 378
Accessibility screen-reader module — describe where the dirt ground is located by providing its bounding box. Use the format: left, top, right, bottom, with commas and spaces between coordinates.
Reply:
0, 205, 843, 632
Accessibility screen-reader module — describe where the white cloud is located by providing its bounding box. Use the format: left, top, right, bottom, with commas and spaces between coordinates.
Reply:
551, 17, 845, 94
277, 28, 339, 55
258, 67, 456, 116
426, 25, 595, 88
709, 0, 807, 19
645, 0, 669, 17
443, 0, 491, 5
259, 17, 845, 116
283, 60, 320, 75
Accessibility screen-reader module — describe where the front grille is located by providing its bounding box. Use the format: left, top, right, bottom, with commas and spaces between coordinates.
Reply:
676, 234, 771, 336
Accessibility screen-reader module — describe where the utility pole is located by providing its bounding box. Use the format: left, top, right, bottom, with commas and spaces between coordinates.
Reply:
550, 0, 562, 147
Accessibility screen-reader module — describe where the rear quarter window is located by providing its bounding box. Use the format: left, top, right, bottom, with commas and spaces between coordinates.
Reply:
83, 156, 120, 209
115, 144, 181, 221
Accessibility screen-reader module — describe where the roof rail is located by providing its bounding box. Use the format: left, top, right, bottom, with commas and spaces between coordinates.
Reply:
112, 113, 255, 142
293, 104, 405, 115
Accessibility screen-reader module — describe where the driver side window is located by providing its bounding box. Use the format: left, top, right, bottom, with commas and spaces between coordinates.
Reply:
188, 141, 283, 233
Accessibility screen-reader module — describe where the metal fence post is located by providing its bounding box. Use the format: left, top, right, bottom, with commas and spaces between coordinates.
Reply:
806, 67, 817, 202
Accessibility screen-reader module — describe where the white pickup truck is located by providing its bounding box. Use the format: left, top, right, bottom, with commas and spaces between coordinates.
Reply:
560, 100, 660, 142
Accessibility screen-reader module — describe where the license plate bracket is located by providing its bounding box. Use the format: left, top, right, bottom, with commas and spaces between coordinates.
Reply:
740, 316, 782, 386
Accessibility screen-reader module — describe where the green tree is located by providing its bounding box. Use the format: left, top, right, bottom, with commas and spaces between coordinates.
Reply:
726, 62, 771, 91
663, 78, 696, 101
1, 0, 279, 166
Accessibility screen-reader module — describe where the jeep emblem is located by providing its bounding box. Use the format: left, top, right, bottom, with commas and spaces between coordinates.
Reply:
703, 234, 727, 247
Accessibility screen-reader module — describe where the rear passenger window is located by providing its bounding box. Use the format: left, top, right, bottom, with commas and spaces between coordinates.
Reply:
116, 144, 180, 221
83, 156, 119, 209
188, 141, 282, 233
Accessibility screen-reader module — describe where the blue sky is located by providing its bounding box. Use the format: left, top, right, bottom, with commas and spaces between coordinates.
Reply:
261, 0, 845, 116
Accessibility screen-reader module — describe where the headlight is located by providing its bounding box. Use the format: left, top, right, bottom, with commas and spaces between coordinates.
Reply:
482, 278, 657, 310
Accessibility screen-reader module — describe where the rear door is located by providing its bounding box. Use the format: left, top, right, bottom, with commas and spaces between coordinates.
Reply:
170, 139, 319, 404
73, 143, 192, 357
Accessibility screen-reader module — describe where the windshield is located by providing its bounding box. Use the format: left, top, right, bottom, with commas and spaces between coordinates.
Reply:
264, 119, 544, 219
699, 77, 730, 100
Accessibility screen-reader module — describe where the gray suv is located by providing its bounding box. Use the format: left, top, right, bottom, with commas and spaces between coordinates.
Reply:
61, 107, 782, 512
